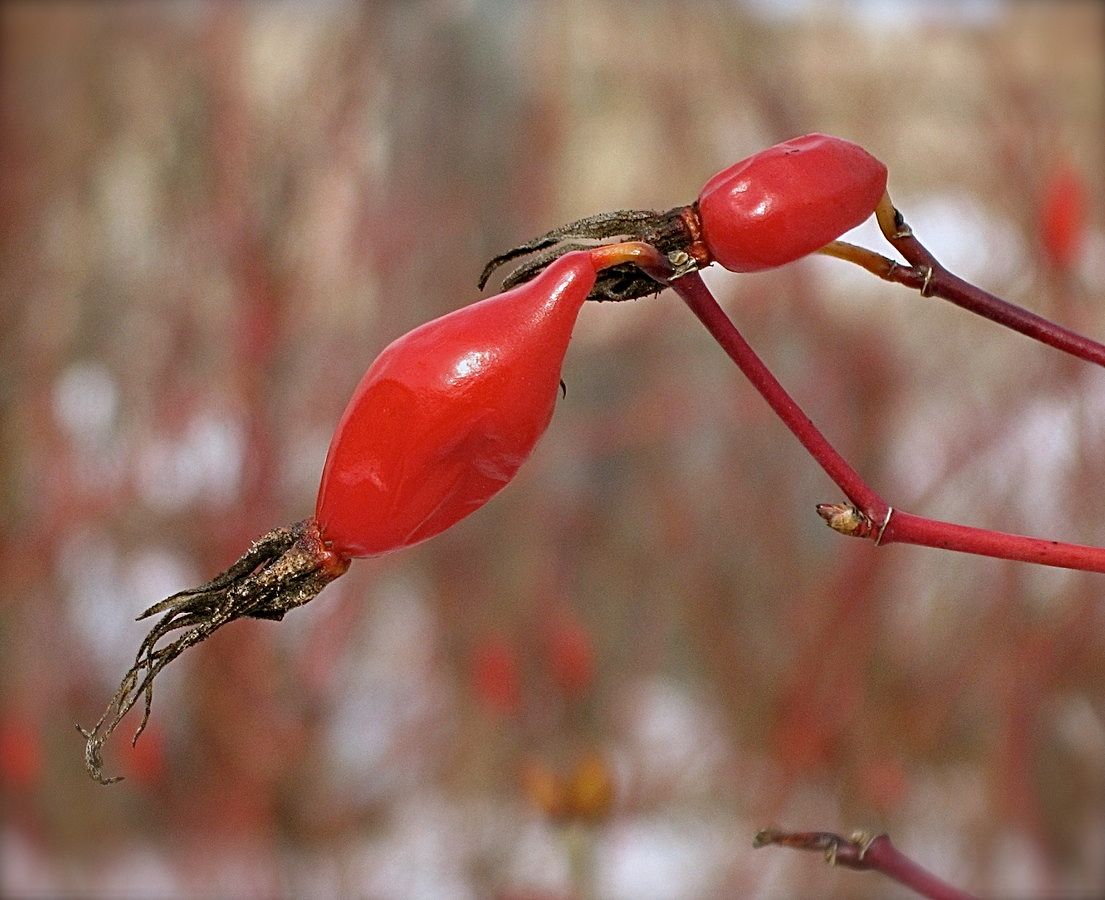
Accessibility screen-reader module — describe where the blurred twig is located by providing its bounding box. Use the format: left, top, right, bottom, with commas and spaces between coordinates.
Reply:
753, 828, 977, 900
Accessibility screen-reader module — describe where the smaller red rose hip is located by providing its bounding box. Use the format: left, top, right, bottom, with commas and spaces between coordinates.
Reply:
480, 133, 889, 301
696, 133, 888, 272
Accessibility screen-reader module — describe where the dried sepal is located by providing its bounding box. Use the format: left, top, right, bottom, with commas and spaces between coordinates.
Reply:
79, 519, 347, 784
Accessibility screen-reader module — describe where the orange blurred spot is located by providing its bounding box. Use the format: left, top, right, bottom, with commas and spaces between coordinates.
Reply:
520, 752, 615, 825
566, 752, 614, 823
521, 758, 567, 820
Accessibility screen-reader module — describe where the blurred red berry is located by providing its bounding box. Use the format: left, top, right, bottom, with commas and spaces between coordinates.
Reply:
772, 704, 832, 775
0, 715, 43, 790
544, 613, 595, 699
119, 721, 167, 786
471, 632, 521, 716
1039, 161, 1086, 271
862, 756, 909, 815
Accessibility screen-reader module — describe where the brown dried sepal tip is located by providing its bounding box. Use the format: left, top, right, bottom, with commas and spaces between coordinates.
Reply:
78, 518, 349, 784
479, 205, 704, 303
816, 503, 876, 539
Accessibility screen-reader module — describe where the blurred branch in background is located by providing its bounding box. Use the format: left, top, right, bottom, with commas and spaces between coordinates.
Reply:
1, 1, 1103, 897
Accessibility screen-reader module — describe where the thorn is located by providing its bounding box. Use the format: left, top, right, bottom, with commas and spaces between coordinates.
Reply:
893, 207, 912, 238
849, 830, 879, 861
559, 379, 567, 398
666, 249, 699, 280
919, 265, 935, 297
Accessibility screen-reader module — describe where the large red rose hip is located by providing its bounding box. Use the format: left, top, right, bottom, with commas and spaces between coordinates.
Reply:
83, 241, 675, 784
315, 251, 597, 558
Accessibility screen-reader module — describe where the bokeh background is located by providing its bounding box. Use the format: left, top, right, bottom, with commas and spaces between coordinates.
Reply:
2, 1, 1104, 897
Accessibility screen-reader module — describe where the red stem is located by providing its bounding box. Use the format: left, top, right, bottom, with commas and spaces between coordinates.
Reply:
881, 510, 1105, 573
856, 835, 976, 900
876, 196, 1105, 369
671, 272, 1105, 574
671, 272, 889, 523
929, 267, 1105, 368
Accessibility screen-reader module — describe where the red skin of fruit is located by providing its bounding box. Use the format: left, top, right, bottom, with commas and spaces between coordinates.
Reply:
315, 251, 596, 559
697, 133, 888, 273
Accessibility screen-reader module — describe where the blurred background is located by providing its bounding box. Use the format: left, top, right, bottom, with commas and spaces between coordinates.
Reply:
2, 1, 1103, 897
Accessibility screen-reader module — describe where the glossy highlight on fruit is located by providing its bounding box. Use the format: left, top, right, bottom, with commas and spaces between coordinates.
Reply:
697, 133, 888, 273
315, 251, 597, 558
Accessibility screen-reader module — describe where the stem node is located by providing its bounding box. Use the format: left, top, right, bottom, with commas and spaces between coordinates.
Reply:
816, 502, 876, 539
